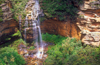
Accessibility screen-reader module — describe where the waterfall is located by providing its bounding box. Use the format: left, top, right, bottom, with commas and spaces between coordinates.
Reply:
32, 20, 39, 50
24, 16, 28, 42
21, 0, 44, 59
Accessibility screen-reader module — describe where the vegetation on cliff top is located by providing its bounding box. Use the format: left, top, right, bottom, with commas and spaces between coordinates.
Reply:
0, 0, 28, 22
41, 0, 83, 21
10, 0, 28, 21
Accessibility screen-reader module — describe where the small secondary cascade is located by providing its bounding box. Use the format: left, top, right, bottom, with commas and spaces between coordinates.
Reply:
19, 0, 44, 59
24, 16, 28, 42
19, 15, 22, 41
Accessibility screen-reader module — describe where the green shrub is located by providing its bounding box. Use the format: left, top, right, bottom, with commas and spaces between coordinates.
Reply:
43, 33, 100, 65
0, 38, 26, 50
42, 33, 67, 44
11, 30, 21, 37
0, 47, 26, 65
44, 38, 82, 65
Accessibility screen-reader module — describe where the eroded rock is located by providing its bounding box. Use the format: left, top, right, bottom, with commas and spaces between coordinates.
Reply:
40, 0, 100, 46
0, 19, 18, 43
77, 0, 100, 46
40, 19, 81, 40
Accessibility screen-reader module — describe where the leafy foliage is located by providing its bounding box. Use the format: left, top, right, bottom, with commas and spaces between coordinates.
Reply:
1, 30, 21, 42
42, 33, 67, 44
0, 31, 26, 64
10, 0, 28, 21
0, 38, 25, 50
41, 0, 83, 21
0, 47, 26, 65
43, 33, 100, 65
12, 30, 21, 37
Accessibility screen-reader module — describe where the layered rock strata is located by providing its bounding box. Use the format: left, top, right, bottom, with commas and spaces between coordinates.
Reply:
0, 1, 18, 43
77, 0, 100, 46
0, 0, 13, 21
41, 19, 81, 40
41, 0, 100, 46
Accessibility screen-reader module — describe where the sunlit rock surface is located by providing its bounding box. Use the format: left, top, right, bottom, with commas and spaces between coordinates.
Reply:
41, 0, 100, 46
77, 0, 100, 46
41, 19, 81, 40
80, 0, 100, 10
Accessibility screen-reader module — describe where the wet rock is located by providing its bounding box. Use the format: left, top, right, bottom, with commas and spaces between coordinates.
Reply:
18, 43, 27, 49
28, 50, 37, 55
0, 19, 18, 43
17, 42, 48, 65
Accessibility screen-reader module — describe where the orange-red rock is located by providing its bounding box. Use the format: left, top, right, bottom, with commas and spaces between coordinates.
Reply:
40, 19, 81, 40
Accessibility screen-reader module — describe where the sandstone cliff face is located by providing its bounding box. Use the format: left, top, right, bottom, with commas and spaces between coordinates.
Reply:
41, 19, 81, 40
0, 19, 18, 42
41, 0, 100, 46
0, 0, 13, 21
0, 1, 18, 43
77, 0, 100, 46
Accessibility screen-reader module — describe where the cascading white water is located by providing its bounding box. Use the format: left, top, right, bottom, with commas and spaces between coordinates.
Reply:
32, 20, 39, 50
18, 1, 48, 65
32, 0, 44, 59
21, 0, 44, 59
25, 16, 28, 28
24, 16, 28, 42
